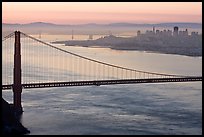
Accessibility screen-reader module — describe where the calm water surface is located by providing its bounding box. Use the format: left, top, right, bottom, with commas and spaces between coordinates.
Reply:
2, 34, 202, 135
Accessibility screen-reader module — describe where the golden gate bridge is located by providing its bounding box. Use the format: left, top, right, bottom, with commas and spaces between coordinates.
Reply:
2, 31, 202, 113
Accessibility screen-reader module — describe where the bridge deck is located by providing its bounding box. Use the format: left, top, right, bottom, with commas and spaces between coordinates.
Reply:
2, 77, 202, 90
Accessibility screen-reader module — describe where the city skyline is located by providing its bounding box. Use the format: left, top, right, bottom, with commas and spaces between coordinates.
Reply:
2, 2, 202, 24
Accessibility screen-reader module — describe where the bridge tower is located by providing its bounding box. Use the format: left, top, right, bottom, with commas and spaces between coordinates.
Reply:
13, 31, 23, 114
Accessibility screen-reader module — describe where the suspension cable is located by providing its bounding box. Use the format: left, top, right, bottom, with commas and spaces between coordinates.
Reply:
20, 31, 191, 78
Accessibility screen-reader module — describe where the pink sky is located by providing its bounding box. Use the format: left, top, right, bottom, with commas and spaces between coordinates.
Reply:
2, 2, 202, 24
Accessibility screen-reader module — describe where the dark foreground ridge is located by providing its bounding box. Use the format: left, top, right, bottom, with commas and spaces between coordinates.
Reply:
1, 98, 30, 135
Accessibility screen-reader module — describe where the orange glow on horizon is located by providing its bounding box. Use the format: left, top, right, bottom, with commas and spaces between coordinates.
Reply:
2, 2, 202, 24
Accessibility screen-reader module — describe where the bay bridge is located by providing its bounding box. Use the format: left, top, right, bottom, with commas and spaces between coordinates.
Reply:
2, 31, 202, 113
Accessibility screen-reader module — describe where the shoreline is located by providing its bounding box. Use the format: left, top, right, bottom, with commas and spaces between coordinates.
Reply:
52, 34, 202, 58
52, 43, 202, 58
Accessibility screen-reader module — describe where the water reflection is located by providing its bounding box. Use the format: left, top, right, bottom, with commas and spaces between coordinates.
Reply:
2, 34, 202, 135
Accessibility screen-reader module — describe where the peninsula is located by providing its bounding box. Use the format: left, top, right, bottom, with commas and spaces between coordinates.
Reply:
53, 26, 202, 57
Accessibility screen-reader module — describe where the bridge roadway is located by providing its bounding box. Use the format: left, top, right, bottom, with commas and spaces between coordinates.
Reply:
2, 77, 202, 90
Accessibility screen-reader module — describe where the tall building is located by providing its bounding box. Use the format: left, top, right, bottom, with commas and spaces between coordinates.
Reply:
137, 30, 141, 36
184, 29, 188, 36
191, 31, 199, 37
173, 26, 179, 36
72, 30, 74, 40
153, 26, 155, 34
88, 34, 93, 40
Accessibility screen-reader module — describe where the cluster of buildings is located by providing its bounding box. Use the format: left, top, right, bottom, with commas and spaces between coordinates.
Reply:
137, 26, 199, 37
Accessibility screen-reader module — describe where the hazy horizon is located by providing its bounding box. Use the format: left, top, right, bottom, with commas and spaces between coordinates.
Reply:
2, 21, 202, 25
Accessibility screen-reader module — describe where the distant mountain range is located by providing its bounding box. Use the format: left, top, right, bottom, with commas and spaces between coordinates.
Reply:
2, 22, 202, 35
2, 22, 202, 28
